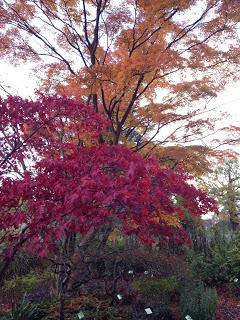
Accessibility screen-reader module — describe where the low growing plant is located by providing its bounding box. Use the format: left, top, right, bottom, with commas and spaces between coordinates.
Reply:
180, 282, 217, 320
0, 295, 43, 320
4, 271, 51, 293
132, 276, 177, 296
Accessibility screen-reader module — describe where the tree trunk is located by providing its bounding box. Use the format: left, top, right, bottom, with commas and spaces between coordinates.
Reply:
59, 294, 65, 320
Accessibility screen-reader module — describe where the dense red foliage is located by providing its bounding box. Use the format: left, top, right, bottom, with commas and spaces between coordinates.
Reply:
0, 95, 217, 257
0, 95, 108, 177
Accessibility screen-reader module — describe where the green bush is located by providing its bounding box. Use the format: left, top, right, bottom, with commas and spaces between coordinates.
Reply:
186, 244, 231, 284
207, 243, 231, 283
186, 232, 240, 285
4, 271, 51, 293
226, 232, 240, 277
133, 276, 177, 296
180, 283, 217, 320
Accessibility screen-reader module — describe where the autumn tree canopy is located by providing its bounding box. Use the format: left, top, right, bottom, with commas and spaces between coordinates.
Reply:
1, 0, 240, 172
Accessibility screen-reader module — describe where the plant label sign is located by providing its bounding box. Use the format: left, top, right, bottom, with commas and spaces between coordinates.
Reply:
145, 308, 153, 315
77, 311, 85, 319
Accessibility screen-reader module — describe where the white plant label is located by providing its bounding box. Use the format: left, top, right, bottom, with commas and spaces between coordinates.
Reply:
77, 311, 85, 319
117, 294, 122, 300
145, 308, 153, 315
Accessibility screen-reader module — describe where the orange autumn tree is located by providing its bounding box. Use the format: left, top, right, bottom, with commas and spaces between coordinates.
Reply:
0, 0, 240, 172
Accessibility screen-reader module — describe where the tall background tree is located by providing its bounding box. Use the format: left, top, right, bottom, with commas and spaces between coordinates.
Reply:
0, 0, 240, 172
209, 158, 240, 231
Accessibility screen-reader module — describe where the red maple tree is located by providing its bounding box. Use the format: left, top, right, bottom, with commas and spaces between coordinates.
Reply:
0, 95, 217, 278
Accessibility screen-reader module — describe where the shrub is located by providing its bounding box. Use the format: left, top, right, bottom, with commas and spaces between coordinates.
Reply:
0, 271, 52, 306
4, 253, 42, 279
180, 282, 217, 320
187, 232, 240, 285
131, 277, 177, 319
186, 244, 231, 285
206, 243, 231, 283
0, 295, 43, 320
4, 271, 51, 293
226, 232, 240, 278
103, 247, 190, 279
132, 277, 177, 297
